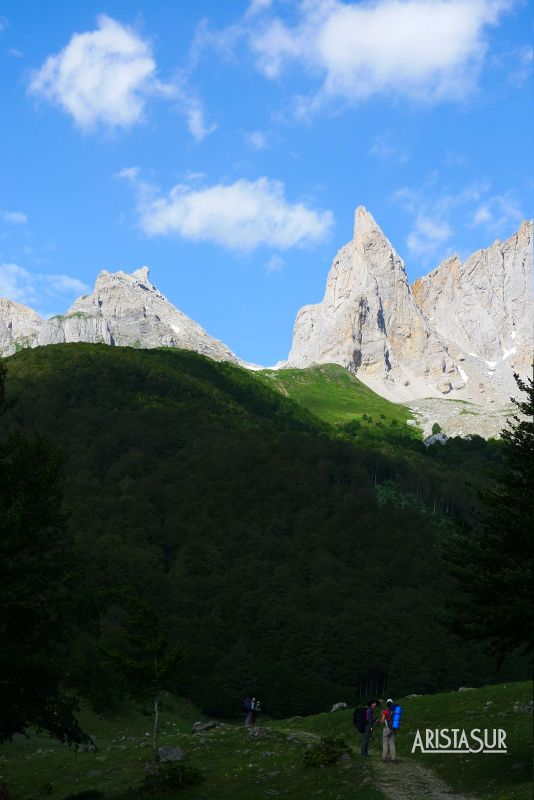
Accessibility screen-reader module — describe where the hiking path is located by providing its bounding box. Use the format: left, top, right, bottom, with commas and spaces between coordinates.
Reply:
370, 753, 481, 800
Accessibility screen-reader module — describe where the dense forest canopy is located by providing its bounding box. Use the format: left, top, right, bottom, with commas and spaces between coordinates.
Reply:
1, 344, 528, 718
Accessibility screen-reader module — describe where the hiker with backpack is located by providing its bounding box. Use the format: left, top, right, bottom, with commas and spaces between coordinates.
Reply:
243, 696, 255, 726
243, 696, 261, 726
380, 698, 402, 762
353, 699, 379, 756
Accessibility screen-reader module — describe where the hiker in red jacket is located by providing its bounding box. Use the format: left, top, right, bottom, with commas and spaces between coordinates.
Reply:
380, 698, 398, 762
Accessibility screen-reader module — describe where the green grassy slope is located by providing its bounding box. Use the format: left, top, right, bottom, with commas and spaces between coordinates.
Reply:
259, 364, 420, 437
278, 681, 532, 800
1, 682, 531, 800
398, 681, 533, 799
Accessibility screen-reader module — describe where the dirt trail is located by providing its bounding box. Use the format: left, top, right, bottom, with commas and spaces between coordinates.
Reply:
275, 726, 481, 799
370, 754, 480, 800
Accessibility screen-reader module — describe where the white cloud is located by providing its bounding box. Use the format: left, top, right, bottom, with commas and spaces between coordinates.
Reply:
136, 176, 333, 251
472, 205, 492, 225
507, 44, 533, 86
7, 47, 23, 58
179, 90, 217, 141
0, 263, 89, 310
393, 176, 525, 263
245, 130, 268, 150
406, 215, 452, 257
0, 16, 9, 33
210, 0, 515, 111
0, 210, 28, 224
28, 15, 217, 140
28, 14, 172, 131
471, 192, 524, 233
46, 274, 89, 294
266, 254, 284, 271
116, 166, 141, 181
369, 134, 409, 163
246, 0, 274, 18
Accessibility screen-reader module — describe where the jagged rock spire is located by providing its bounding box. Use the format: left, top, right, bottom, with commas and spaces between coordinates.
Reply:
288, 206, 464, 400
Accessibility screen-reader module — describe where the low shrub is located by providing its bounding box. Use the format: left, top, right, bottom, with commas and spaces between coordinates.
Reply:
303, 736, 350, 767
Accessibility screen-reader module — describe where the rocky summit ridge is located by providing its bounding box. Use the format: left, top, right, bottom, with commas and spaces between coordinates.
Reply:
1, 208, 532, 410
286, 207, 533, 406
0, 267, 242, 365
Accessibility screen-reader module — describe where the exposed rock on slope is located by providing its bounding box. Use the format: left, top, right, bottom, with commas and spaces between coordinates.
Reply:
412, 220, 533, 405
0, 298, 43, 356
0, 267, 242, 365
287, 208, 533, 405
288, 207, 465, 401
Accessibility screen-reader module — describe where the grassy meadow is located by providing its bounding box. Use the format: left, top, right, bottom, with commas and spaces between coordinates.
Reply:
0, 682, 531, 800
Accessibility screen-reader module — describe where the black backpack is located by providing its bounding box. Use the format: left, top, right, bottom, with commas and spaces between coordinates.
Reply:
353, 706, 367, 733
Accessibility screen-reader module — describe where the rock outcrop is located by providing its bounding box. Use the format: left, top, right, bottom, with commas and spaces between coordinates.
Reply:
0, 267, 242, 365
0, 298, 43, 356
38, 267, 241, 364
287, 208, 532, 404
287, 207, 465, 401
412, 220, 533, 404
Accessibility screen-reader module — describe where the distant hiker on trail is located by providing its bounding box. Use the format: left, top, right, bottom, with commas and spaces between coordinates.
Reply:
354, 699, 379, 756
243, 697, 261, 726
243, 697, 254, 726
380, 698, 402, 762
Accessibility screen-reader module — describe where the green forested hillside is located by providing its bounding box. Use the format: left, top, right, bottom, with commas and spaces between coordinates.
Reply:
1, 344, 526, 719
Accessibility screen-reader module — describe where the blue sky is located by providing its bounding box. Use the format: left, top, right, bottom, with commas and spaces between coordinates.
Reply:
0, 0, 532, 364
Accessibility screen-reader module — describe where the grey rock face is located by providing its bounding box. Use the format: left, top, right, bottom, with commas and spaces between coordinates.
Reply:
0, 298, 43, 356
288, 207, 464, 400
409, 397, 514, 440
158, 745, 185, 761
37, 266, 242, 364
412, 220, 533, 404
423, 433, 448, 447
0, 266, 242, 365
287, 208, 533, 405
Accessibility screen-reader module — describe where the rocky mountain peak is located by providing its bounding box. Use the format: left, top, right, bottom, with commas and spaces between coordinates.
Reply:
90, 266, 158, 298
410, 218, 533, 403
0, 267, 243, 365
288, 207, 532, 404
354, 204, 379, 235
352, 206, 404, 279
517, 218, 532, 241
131, 266, 151, 283
0, 298, 43, 356
288, 205, 464, 400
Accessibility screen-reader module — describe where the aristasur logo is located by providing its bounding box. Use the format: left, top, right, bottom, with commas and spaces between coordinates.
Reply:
412, 729, 507, 754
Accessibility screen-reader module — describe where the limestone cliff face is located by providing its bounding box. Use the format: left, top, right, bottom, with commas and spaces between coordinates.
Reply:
288, 207, 465, 400
38, 267, 242, 364
411, 221, 533, 403
1, 267, 241, 365
0, 298, 43, 356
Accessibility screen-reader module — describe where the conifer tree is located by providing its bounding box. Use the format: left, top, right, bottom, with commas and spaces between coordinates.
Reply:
444, 371, 533, 662
0, 363, 87, 744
